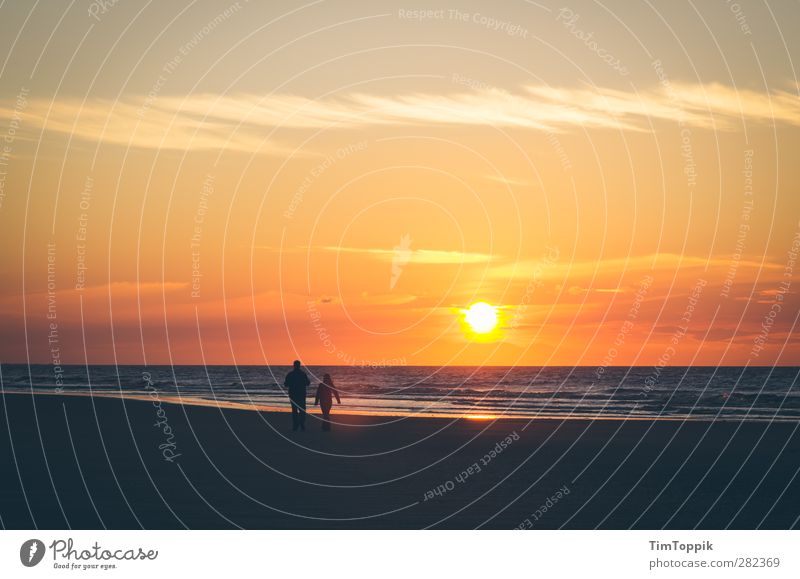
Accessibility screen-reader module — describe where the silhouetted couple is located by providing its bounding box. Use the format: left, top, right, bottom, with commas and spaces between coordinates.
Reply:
283, 360, 341, 431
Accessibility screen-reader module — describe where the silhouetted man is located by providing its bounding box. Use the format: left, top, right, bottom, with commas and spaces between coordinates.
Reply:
284, 360, 310, 431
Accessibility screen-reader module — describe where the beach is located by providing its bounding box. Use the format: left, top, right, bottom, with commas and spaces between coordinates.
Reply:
1, 392, 798, 529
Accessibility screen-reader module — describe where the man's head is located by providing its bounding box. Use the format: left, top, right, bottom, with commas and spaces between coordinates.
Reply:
293, 360, 301, 369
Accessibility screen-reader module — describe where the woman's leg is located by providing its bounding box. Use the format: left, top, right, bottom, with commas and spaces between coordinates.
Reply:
321, 402, 332, 430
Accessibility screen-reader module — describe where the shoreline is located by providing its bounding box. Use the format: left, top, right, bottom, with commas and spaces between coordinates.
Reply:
1, 389, 794, 423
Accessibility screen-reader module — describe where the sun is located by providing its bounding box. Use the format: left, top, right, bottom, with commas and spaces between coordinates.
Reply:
464, 302, 498, 334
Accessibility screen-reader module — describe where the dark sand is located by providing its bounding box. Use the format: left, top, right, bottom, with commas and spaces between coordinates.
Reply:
1, 392, 798, 529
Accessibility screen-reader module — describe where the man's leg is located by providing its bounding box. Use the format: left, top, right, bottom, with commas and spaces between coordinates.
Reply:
298, 398, 307, 430
290, 397, 300, 430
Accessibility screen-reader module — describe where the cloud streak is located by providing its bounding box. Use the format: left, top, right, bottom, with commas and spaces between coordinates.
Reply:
261, 245, 496, 264
1, 82, 797, 153
489, 252, 784, 282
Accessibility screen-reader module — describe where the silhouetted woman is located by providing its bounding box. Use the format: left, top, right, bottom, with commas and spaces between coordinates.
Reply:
314, 373, 341, 431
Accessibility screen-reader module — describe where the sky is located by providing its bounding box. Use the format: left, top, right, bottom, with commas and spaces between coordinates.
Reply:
0, 0, 798, 366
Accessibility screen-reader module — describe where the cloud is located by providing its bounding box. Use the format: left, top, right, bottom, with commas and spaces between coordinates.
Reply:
482, 174, 534, 187
489, 252, 783, 281
664, 82, 800, 126
316, 245, 496, 264
1, 82, 797, 154
0, 96, 302, 155
567, 286, 624, 295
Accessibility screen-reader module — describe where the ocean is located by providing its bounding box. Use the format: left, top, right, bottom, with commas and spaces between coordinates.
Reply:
1, 364, 798, 422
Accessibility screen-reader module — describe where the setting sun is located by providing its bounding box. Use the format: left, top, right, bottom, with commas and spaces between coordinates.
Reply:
464, 302, 499, 334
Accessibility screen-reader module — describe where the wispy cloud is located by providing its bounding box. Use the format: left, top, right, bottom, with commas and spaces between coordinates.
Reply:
482, 173, 534, 187
567, 286, 625, 295
304, 245, 495, 264
2, 82, 797, 153
490, 252, 784, 281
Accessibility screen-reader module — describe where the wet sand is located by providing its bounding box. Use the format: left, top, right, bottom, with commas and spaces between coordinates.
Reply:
1, 392, 798, 529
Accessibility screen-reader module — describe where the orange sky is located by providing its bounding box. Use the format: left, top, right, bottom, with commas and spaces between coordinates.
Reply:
0, 1, 798, 366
